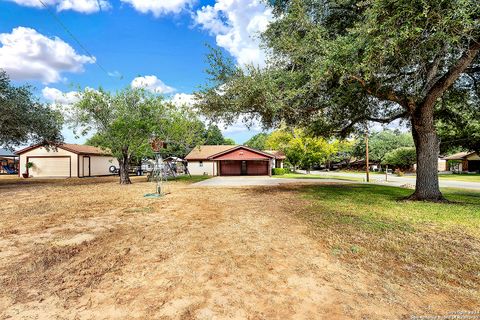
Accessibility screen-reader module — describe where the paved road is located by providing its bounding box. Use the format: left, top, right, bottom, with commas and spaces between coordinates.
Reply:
297, 170, 480, 190
194, 173, 480, 190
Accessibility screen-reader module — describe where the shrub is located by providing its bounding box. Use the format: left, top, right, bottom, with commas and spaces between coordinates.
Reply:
272, 168, 286, 175
382, 147, 416, 169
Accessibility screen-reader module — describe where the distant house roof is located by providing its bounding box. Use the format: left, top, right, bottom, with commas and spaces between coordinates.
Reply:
15, 143, 112, 156
443, 151, 476, 160
185, 145, 238, 160
0, 148, 17, 157
185, 145, 282, 161
263, 150, 286, 159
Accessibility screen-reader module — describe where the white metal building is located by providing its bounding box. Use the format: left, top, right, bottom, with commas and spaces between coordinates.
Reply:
16, 143, 118, 178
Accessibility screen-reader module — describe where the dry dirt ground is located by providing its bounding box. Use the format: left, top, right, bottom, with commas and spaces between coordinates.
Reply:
0, 176, 476, 319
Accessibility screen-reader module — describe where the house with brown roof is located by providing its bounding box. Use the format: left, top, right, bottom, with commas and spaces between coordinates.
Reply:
443, 151, 480, 173
185, 145, 285, 176
15, 143, 119, 178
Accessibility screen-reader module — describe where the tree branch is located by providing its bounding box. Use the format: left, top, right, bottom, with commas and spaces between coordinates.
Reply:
365, 111, 409, 123
422, 51, 444, 96
423, 40, 480, 110
338, 111, 408, 136
349, 75, 408, 108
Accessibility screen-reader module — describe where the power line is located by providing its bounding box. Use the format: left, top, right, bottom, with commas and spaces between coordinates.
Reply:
37, 0, 121, 79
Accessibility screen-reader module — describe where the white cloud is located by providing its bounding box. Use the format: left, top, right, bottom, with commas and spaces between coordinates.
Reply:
131, 75, 175, 94
120, 0, 193, 17
9, 0, 110, 13
107, 70, 123, 78
0, 27, 95, 84
42, 87, 80, 105
194, 0, 272, 66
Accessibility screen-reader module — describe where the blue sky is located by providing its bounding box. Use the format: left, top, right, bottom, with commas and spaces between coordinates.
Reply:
0, 0, 272, 144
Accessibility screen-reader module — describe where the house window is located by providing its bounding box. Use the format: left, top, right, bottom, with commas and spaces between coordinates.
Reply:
199, 161, 203, 167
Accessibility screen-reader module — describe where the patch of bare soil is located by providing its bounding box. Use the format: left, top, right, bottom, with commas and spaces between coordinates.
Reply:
0, 176, 473, 319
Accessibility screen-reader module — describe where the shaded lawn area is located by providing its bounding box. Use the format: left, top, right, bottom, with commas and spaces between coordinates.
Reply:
279, 173, 363, 182
297, 184, 480, 298
439, 173, 480, 182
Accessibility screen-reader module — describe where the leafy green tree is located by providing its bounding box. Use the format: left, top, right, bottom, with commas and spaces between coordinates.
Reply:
0, 70, 63, 148
244, 132, 269, 150
203, 125, 225, 145
382, 147, 417, 170
223, 138, 236, 145
354, 130, 414, 162
436, 95, 480, 154
196, 0, 480, 201
72, 87, 203, 184
265, 128, 342, 171
332, 139, 356, 168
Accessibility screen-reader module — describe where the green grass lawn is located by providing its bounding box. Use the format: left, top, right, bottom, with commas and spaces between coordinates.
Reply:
169, 175, 211, 183
339, 170, 385, 175
295, 184, 480, 298
439, 173, 480, 182
278, 173, 364, 182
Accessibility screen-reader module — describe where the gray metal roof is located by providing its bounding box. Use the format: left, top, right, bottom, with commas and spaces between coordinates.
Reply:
0, 148, 17, 157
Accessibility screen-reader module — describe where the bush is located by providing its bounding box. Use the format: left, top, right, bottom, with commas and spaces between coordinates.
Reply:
382, 147, 416, 169
272, 168, 286, 175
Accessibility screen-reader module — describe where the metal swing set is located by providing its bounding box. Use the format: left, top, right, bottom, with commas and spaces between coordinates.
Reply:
143, 137, 191, 198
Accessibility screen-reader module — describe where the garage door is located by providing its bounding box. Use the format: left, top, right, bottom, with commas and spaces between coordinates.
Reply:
28, 157, 70, 177
220, 160, 242, 175
469, 160, 480, 172
246, 160, 269, 175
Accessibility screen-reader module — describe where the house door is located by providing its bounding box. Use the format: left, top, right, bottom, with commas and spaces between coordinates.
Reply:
83, 156, 91, 177
241, 161, 247, 175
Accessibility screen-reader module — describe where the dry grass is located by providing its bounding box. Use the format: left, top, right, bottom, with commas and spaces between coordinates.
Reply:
296, 184, 480, 301
0, 176, 478, 319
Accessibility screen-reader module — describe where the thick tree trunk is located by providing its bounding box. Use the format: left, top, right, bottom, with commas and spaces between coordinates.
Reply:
408, 113, 444, 201
118, 151, 131, 185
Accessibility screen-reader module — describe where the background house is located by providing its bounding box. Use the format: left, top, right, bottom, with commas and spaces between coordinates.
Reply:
0, 148, 18, 174
444, 152, 480, 173
185, 145, 284, 176
16, 144, 118, 178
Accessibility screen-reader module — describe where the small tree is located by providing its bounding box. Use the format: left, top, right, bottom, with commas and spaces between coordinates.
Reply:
353, 130, 414, 163
382, 147, 417, 170
71, 87, 203, 184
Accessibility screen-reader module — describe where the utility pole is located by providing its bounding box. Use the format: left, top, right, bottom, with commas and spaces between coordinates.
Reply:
365, 132, 370, 182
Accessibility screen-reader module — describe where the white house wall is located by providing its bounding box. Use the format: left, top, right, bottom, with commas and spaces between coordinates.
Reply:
188, 161, 216, 175
89, 156, 118, 176
19, 146, 78, 178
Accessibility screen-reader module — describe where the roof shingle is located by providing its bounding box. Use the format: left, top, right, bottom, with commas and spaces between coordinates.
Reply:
185, 145, 237, 160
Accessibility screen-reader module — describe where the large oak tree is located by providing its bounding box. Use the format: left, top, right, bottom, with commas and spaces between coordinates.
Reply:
196, 0, 480, 201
